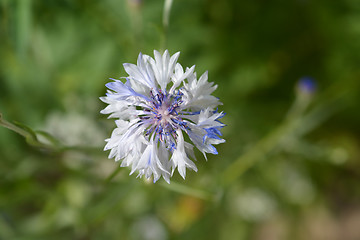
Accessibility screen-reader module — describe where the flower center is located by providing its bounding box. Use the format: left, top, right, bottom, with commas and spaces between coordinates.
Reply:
157, 105, 171, 122
140, 89, 188, 147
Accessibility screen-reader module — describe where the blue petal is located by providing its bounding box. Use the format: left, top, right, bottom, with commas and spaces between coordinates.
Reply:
106, 78, 150, 101
203, 127, 223, 142
205, 127, 222, 136
206, 144, 218, 155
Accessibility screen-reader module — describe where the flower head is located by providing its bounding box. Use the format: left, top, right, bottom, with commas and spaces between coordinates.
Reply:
100, 50, 225, 183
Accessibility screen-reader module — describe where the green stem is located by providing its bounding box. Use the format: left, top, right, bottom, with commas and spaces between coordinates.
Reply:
105, 166, 123, 183
0, 113, 103, 153
161, 0, 173, 51
160, 181, 213, 201
0, 113, 29, 137
221, 117, 300, 186
221, 89, 344, 186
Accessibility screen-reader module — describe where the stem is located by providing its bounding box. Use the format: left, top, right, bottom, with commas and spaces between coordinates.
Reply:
221, 89, 344, 186
0, 113, 103, 153
221, 118, 300, 186
161, 0, 174, 50
0, 113, 29, 138
160, 181, 214, 201
105, 166, 123, 183
163, 0, 173, 31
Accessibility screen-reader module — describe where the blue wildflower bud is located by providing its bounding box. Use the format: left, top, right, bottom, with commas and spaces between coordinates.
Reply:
297, 76, 317, 95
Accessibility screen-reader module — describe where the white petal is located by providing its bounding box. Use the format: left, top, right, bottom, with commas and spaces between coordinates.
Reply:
170, 65, 195, 93
170, 130, 197, 179
181, 70, 221, 109
123, 53, 156, 90
150, 50, 180, 90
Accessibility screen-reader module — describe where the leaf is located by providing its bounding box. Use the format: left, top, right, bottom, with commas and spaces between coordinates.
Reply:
35, 130, 62, 147
13, 121, 38, 142
0, 114, 55, 150
0, 113, 31, 138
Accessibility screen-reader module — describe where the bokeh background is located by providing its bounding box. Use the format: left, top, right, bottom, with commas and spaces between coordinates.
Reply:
1, 0, 360, 239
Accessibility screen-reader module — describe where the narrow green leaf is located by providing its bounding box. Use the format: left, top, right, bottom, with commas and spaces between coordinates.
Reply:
13, 121, 37, 141
35, 130, 62, 147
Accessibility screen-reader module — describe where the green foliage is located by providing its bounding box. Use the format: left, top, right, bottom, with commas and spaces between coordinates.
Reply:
1, 0, 360, 239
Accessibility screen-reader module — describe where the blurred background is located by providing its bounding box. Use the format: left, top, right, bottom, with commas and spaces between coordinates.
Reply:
1, 0, 360, 239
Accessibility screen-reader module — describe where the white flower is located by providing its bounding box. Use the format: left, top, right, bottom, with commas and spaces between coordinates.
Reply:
100, 50, 225, 183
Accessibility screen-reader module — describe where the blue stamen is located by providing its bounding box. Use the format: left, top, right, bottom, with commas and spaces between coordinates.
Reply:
140, 88, 201, 148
